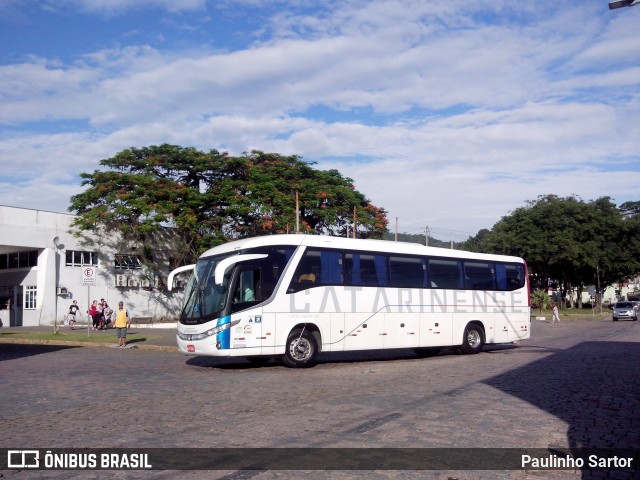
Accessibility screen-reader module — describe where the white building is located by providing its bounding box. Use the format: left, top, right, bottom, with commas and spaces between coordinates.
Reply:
0, 205, 184, 327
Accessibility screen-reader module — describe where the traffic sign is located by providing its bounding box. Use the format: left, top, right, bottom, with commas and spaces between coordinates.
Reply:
82, 266, 97, 286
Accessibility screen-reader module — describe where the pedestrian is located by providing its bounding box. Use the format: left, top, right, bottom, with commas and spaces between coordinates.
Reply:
68, 300, 80, 330
99, 299, 110, 330
113, 301, 130, 347
88, 300, 100, 330
103, 308, 113, 329
552, 303, 560, 323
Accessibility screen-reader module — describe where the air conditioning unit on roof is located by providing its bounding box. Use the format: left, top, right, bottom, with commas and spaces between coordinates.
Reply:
115, 275, 127, 287
128, 278, 139, 288
139, 277, 151, 288
56, 287, 68, 295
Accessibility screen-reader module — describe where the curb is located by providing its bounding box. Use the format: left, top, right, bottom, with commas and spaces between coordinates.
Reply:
130, 323, 177, 329
0, 337, 178, 352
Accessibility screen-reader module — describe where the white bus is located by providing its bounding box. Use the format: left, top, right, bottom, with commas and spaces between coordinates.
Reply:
169, 234, 530, 367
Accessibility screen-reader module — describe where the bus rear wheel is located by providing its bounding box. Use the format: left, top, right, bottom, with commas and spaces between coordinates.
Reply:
459, 323, 484, 354
283, 330, 318, 368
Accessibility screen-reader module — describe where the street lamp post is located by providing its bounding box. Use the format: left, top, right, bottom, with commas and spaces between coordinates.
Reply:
609, 0, 639, 9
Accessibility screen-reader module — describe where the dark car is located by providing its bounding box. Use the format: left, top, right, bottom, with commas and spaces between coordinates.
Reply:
612, 301, 638, 322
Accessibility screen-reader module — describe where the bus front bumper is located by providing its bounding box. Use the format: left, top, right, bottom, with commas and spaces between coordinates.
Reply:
176, 335, 227, 356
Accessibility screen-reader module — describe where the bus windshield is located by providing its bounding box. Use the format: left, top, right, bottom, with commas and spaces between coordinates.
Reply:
180, 245, 297, 325
181, 253, 234, 325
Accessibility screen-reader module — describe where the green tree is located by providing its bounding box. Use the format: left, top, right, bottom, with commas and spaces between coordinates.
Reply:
458, 228, 492, 253
530, 289, 552, 313
69, 144, 387, 267
476, 195, 640, 307
215, 150, 387, 239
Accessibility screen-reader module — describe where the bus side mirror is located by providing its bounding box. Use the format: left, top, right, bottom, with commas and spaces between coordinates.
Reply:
214, 254, 268, 285
167, 264, 195, 292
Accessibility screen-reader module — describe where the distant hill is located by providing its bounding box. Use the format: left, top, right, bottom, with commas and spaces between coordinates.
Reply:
382, 232, 456, 249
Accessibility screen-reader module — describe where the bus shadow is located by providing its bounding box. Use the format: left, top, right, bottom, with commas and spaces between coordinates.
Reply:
0, 343, 79, 362
186, 348, 442, 370
318, 348, 446, 365
482, 341, 640, 478
481, 343, 521, 353
186, 356, 283, 370
184, 343, 520, 369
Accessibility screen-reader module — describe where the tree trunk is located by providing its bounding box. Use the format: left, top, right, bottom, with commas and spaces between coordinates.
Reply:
567, 283, 575, 309
576, 285, 583, 309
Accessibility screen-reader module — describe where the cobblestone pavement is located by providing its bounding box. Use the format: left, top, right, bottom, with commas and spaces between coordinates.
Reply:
1, 318, 639, 480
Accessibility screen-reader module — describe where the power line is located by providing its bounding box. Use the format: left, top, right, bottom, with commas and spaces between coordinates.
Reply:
429, 227, 475, 237
402, 226, 473, 238
393, 221, 476, 243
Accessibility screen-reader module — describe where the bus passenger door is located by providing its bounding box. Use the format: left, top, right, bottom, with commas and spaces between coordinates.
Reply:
230, 268, 265, 355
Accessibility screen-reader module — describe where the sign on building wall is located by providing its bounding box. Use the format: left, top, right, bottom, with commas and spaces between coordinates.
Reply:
82, 266, 96, 286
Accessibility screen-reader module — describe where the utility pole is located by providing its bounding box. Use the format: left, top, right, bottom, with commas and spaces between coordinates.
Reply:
425, 226, 430, 246
353, 206, 356, 239
295, 192, 300, 233
597, 265, 602, 315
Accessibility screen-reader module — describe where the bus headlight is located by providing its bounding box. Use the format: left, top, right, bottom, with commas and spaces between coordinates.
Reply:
178, 319, 240, 341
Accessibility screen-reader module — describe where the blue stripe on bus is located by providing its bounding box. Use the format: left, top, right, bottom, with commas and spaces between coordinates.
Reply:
217, 315, 232, 349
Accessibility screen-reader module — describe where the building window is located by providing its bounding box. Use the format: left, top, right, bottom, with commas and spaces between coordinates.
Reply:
24, 286, 37, 309
65, 250, 98, 267
115, 254, 142, 270
0, 250, 39, 270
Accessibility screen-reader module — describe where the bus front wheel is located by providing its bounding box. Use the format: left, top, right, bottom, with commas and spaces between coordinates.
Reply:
459, 323, 484, 354
283, 330, 318, 368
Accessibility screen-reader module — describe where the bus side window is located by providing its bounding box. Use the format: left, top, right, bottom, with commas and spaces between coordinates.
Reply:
344, 252, 388, 287
428, 259, 463, 289
233, 269, 261, 308
318, 250, 342, 285
496, 263, 524, 291
389, 256, 424, 288
297, 259, 319, 284
288, 249, 343, 293
464, 261, 496, 290
288, 250, 321, 293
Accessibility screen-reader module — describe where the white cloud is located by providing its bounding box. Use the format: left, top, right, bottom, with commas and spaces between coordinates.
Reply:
47, 0, 207, 14
0, 0, 638, 238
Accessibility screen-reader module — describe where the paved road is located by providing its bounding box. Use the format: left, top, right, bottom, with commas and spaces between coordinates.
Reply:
1, 319, 639, 479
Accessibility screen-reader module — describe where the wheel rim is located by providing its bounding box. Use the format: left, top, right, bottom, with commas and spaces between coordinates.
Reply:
289, 337, 312, 361
467, 329, 481, 348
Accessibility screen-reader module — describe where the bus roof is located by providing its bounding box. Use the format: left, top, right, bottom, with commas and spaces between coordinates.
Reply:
199, 234, 525, 264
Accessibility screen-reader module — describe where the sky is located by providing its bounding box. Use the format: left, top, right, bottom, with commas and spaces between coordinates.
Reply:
0, 0, 639, 242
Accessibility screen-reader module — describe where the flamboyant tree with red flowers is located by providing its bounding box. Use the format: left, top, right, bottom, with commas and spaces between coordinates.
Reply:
69, 144, 388, 266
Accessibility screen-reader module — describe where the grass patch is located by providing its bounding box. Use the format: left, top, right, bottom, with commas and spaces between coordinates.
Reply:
531, 307, 610, 321
0, 330, 160, 344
